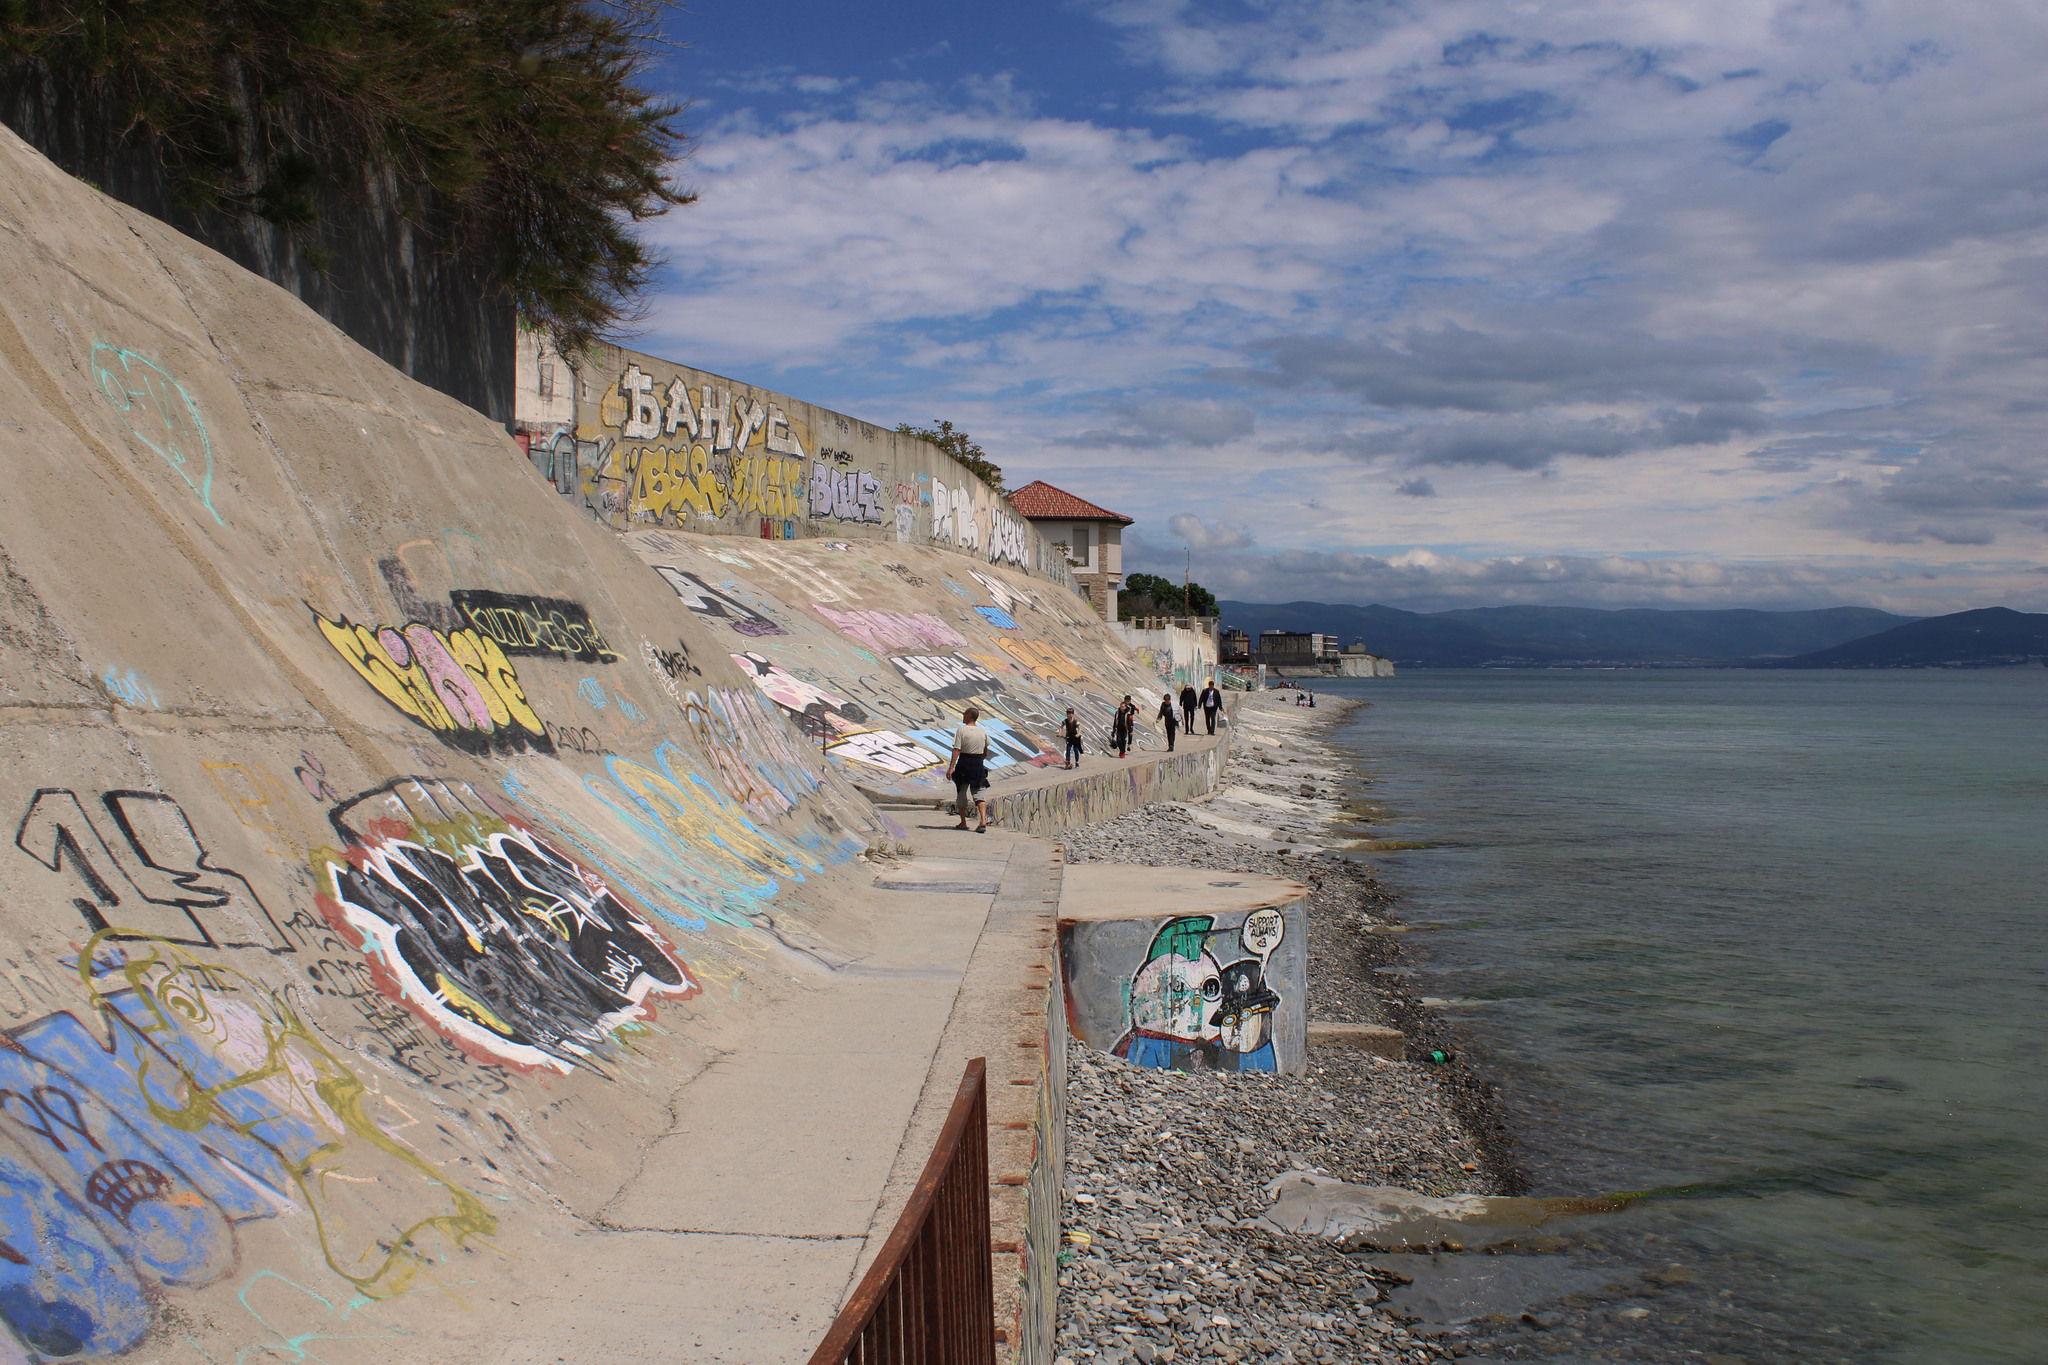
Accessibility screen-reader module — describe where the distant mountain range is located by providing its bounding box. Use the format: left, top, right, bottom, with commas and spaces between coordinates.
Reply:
1218, 601, 2048, 667
1765, 607, 2048, 668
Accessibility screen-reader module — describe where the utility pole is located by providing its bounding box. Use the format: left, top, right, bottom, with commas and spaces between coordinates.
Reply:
1183, 547, 1191, 620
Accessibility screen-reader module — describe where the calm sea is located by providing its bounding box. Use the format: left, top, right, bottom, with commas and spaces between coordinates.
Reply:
1320, 668, 2046, 1364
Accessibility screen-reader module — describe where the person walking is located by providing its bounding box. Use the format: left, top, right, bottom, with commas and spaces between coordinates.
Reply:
1156, 693, 1178, 752
1199, 680, 1222, 734
946, 707, 995, 833
1178, 684, 1198, 732
1061, 707, 1083, 769
1113, 695, 1136, 758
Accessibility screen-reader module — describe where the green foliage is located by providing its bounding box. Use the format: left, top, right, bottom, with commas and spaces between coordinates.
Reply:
1, 0, 693, 351
1120, 573, 1216, 620
896, 419, 1003, 492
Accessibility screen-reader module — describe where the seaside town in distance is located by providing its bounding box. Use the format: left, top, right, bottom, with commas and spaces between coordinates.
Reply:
1, 5, 2041, 1365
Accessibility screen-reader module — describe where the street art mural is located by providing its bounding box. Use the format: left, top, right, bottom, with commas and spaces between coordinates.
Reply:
812, 605, 967, 655
314, 779, 698, 1075
889, 653, 999, 701
1061, 898, 1305, 1076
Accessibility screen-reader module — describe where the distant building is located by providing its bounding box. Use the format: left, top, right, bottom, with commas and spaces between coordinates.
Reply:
1009, 480, 1133, 621
1257, 631, 1339, 664
1219, 627, 1251, 662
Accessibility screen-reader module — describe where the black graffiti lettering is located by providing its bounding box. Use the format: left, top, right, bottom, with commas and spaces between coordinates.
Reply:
543, 722, 614, 756
15, 789, 292, 950
650, 566, 786, 636
325, 779, 692, 1071
448, 590, 620, 664
654, 642, 701, 679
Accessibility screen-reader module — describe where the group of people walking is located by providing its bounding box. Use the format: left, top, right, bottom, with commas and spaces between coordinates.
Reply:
950, 680, 1226, 827
1110, 680, 1222, 756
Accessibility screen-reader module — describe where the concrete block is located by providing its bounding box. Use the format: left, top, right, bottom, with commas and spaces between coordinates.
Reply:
1307, 1020, 1406, 1060
1059, 864, 1309, 1075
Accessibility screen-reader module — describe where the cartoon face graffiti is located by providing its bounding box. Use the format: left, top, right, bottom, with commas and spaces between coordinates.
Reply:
1112, 914, 1282, 1073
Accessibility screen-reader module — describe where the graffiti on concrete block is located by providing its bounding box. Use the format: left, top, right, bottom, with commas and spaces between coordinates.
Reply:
315, 779, 698, 1074
681, 688, 821, 820
810, 462, 886, 523
313, 609, 552, 755
889, 653, 999, 701
630, 443, 726, 521
812, 605, 967, 655
14, 789, 293, 950
653, 566, 786, 636
996, 638, 1091, 684
1108, 912, 1287, 1072
449, 590, 621, 664
90, 343, 222, 526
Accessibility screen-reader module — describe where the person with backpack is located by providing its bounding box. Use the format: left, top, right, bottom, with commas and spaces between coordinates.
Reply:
1113, 696, 1136, 757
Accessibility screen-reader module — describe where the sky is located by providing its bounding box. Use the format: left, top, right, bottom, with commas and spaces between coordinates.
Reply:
631, 0, 2048, 614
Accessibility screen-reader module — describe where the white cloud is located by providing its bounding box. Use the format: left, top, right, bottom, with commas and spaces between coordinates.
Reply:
636, 0, 2048, 608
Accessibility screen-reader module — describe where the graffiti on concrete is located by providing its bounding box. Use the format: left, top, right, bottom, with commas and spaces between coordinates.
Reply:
828, 730, 945, 776
449, 590, 621, 664
0, 932, 495, 1356
652, 565, 787, 636
313, 608, 552, 755
731, 652, 869, 740
812, 605, 967, 655
1112, 913, 1283, 1073
888, 653, 999, 701
89, 343, 222, 525
987, 508, 1028, 566
975, 605, 1021, 631
996, 638, 1091, 684
315, 778, 698, 1074
14, 788, 293, 950
679, 687, 821, 820
99, 667, 159, 709
810, 462, 886, 524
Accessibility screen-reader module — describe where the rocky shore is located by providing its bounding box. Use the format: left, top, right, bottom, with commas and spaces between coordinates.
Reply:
1052, 691, 1496, 1364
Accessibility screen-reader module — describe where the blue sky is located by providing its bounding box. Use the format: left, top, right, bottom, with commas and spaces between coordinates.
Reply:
631, 0, 2048, 612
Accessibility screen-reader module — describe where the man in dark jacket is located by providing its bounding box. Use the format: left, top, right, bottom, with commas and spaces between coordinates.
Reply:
1178, 684, 1198, 732
1156, 694, 1179, 752
1199, 680, 1222, 734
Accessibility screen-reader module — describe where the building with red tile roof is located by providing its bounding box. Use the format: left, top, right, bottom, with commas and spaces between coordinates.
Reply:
1009, 480, 1132, 620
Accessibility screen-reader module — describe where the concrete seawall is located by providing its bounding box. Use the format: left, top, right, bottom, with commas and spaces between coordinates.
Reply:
0, 121, 1241, 1365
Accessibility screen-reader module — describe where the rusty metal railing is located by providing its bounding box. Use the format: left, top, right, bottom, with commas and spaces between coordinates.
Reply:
808, 1057, 996, 1365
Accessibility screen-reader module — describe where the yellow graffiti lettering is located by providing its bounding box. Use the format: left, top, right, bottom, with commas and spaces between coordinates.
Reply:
729, 454, 804, 520
632, 443, 726, 520
313, 609, 548, 751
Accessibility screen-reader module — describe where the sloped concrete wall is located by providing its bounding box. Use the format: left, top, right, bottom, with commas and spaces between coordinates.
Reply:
0, 120, 1210, 1364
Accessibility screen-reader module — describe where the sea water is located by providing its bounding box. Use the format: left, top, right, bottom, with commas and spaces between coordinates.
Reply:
1320, 668, 2046, 1364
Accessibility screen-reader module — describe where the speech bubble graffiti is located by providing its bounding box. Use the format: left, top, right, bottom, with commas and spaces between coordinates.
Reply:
1242, 908, 1284, 956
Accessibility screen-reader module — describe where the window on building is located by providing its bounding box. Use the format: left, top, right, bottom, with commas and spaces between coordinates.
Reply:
538, 362, 556, 401
1071, 526, 1091, 567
